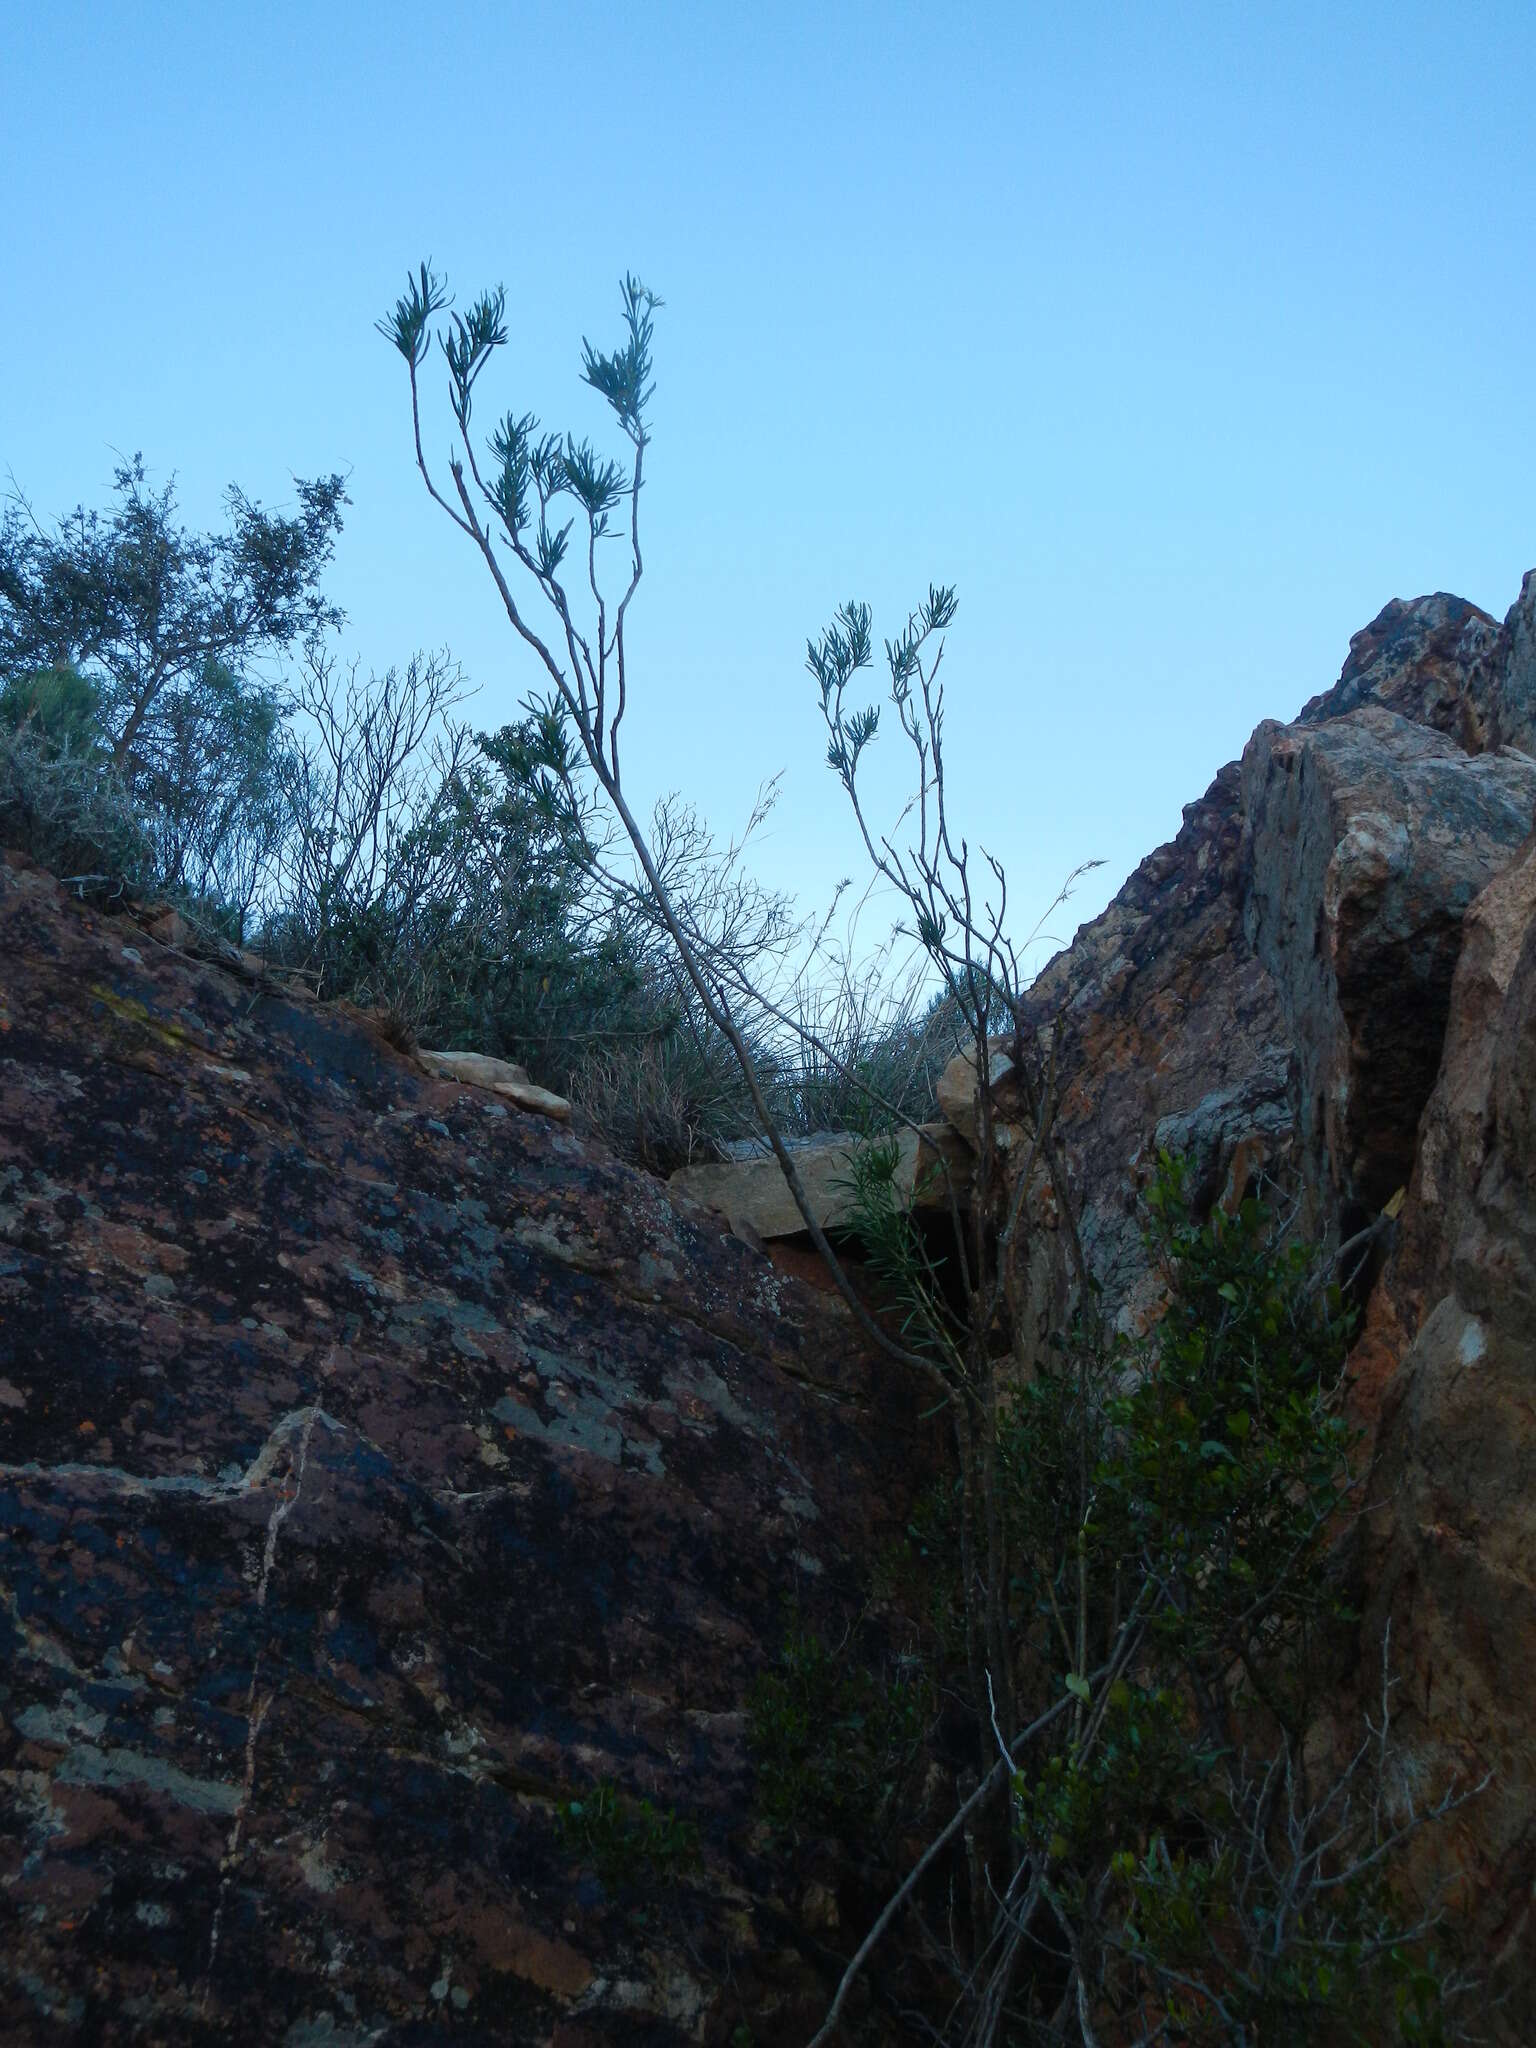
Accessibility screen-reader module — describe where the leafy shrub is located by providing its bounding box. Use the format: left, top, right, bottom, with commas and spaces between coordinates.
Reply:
0, 672, 150, 890
983, 1159, 1472, 2043
556, 1780, 699, 1888
747, 1620, 935, 1843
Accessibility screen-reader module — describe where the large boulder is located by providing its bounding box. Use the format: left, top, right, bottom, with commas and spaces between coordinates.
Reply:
997, 575, 1536, 2029
0, 855, 933, 2046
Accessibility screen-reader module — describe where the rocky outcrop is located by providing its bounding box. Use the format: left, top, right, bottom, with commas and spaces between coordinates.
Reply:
1473, 568, 1536, 756
0, 855, 934, 2045
1293, 590, 1501, 746
4, 558, 1536, 2042
1240, 706, 1536, 1225
1004, 571, 1536, 2030
671, 579, 1536, 1378
1011, 583, 1536, 1343
1347, 834, 1536, 2029
1015, 758, 1294, 1332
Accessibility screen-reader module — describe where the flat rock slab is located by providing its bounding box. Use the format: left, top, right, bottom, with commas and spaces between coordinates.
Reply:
417, 1047, 573, 1122
669, 1123, 971, 1242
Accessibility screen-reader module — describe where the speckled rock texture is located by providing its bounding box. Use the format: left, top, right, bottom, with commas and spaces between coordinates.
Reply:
0, 855, 934, 2047
1293, 589, 1501, 747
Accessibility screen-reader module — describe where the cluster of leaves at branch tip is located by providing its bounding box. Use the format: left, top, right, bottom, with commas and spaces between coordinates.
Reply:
808, 584, 957, 791
377, 261, 659, 565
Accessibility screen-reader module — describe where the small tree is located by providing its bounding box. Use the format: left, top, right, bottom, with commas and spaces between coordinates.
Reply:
377, 265, 971, 1352
0, 456, 346, 769
1, 457, 346, 921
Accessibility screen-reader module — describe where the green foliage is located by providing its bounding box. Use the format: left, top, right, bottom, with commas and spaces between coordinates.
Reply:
986, 1158, 1458, 2042
0, 666, 150, 888
0, 665, 108, 754
838, 1132, 965, 1366
138, 656, 291, 919
747, 1620, 934, 1842
826, 1143, 1463, 2039
0, 457, 343, 766
1, 450, 904, 1168
1016, 1679, 1208, 1875
1101, 1153, 1358, 1713
1115, 1833, 1457, 2046
555, 1780, 699, 1889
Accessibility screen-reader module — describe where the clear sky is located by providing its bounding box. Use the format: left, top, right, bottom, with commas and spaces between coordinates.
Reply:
4, 1, 1533, 974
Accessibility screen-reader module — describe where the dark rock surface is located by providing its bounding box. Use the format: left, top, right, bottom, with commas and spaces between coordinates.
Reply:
1018, 761, 1294, 1335
0, 856, 931, 2046
1293, 590, 1501, 746
1473, 568, 1536, 757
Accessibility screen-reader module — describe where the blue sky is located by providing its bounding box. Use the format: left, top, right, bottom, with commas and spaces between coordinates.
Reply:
5, 2, 1533, 973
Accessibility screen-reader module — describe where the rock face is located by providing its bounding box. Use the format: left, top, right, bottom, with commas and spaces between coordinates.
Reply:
1350, 833, 1536, 2025
656, 575, 1536, 2038
1473, 569, 1536, 756
1292, 590, 1501, 746
1017, 757, 1295, 1333
1006, 570, 1536, 2030
1240, 706, 1536, 1226
0, 856, 933, 2046
1014, 580, 1536, 1338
